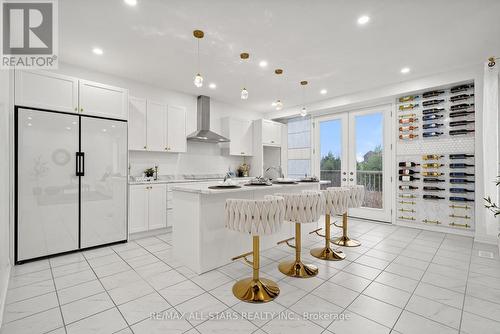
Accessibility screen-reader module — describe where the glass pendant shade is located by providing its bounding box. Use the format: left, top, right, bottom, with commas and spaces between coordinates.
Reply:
275, 100, 283, 110
194, 73, 203, 88
300, 107, 307, 117
241, 88, 249, 100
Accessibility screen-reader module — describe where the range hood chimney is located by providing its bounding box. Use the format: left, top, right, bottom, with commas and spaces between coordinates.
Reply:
187, 95, 230, 143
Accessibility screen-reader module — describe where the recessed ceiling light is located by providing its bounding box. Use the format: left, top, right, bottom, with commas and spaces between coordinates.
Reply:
208, 83, 217, 89
27, 116, 32, 120
65, 127, 71, 130
320, 89, 327, 95
259, 60, 268, 68
102, 129, 107, 132
92, 47, 103, 55
124, 0, 137, 6
72, 121, 77, 125
400, 67, 410, 74
27, 123, 32, 127
357, 15, 370, 25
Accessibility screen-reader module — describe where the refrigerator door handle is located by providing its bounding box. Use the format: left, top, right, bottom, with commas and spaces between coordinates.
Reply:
81, 152, 85, 176
75, 152, 80, 176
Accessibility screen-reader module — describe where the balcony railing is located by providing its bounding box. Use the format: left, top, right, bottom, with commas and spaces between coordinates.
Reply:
320, 169, 383, 209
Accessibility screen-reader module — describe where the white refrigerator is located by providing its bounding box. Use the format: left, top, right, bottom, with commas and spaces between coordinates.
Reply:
16, 107, 128, 263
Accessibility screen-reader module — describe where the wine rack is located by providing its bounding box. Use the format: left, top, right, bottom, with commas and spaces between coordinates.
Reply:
395, 81, 476, 234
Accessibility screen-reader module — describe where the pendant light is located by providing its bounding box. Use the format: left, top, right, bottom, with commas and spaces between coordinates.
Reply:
240, 52, 249, 100
193, 30, 204, 88
300, 80, 308, 117
274, 69, 283, 110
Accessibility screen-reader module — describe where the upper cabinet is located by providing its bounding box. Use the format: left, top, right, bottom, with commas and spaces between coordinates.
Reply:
78, 80, 128, 120
129, 98, 187, 153
15, 70, 78, 113
129, 97, 147, 150
261, 119, 282, 146
221, 117, 253, 156
14, 70, 128, 120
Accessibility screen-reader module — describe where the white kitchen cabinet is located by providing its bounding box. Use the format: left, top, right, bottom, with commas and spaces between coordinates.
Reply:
221, 117, 253, 156
14, 70, 128, 120
129, 185, 149, 234
79, 79, 128, 120
129, 184, 167, 233
146, 100, 167, 152
262, 119, 282, 146
15, 70, 78, 112
166, 105, 187, 152
129, 97, 147, 150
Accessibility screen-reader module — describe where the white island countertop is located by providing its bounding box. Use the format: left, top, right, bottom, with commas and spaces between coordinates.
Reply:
171, 180, 330, 194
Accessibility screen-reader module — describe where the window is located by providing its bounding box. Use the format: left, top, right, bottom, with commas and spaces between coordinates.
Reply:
287, 116, 312, 179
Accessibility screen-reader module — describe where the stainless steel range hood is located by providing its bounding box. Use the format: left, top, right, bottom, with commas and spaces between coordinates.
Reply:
187, 95, 230, 143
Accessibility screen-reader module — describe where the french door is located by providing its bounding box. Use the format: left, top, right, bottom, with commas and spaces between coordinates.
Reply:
313, 105, 392, 222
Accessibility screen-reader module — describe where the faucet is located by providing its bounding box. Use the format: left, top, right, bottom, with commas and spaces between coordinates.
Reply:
265, 166, 284, 179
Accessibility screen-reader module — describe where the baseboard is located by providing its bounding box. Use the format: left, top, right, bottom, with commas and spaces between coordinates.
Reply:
129, 227, 172, 240
0, 263, 12, 328
474, 233, 499, 245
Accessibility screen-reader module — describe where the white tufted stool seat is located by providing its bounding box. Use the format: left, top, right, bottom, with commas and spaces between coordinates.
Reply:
225, 195, 285, 303
310, 187, 350, 261
275, 191, 323, 278
332, 185, 365, 247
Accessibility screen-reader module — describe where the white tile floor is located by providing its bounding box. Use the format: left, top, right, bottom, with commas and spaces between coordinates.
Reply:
2, 218, 500, 334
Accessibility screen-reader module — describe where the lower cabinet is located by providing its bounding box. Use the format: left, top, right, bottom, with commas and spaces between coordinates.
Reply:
129, 184, 167, 234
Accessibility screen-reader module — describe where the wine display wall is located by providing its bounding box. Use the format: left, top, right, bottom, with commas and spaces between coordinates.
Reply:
395, 81, 476, 233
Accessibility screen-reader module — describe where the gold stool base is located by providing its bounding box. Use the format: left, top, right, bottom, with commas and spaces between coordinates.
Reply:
310, 246, 346, 261
232, 277, 280, 303
331, 236, 361, 247
278, 259, 318, 278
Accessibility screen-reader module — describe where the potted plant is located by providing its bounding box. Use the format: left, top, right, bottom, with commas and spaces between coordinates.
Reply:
144, 167, 155, 178
484, 176, 500, 253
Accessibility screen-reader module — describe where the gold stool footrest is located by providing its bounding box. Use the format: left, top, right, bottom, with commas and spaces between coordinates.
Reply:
232, 277, 280, 303
277, 237, 296, 249
309, 228, 325, 238
231, 251, 254, 267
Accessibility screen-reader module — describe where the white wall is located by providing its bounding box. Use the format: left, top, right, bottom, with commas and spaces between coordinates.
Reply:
57, 63, 264, 177
0, 70, 11, 326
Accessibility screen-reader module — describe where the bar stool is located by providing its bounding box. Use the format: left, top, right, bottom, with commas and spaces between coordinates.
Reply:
332, 185, 364, 247
225, 195, 285, 303
275, 191, 324, 278
309, 187, 350, 261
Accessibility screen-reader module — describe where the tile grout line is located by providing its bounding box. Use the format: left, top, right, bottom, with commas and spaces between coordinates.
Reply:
458, 238, 474, 333
47, 258, 69, 334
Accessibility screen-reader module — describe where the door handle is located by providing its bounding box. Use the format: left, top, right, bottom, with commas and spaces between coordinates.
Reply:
80, 152, 85, 176
75, 152, 80, 176
75, 152, 85, 176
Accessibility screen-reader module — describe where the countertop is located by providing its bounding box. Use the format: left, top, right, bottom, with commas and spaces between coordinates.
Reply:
128, 177, 253, 185
171, 180, 330, 194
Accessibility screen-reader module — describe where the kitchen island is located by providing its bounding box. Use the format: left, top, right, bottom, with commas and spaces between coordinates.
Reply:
171, 180, 326, 274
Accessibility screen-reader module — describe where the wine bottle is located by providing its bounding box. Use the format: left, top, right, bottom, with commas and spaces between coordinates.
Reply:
399, 193, 417, 198
450, 103, 474, 111
423, 195, 445, 200
449, 111, 475, 118
423, 132, 443, 138
422, 108, 445, 115
399, 118, 418, 124
450, 188, 474, 193
449, 197, 474, 202
422, 172, 443, 177
449, 163, 474, 168
399, 185, 418, 190
449, 172, 474, 177
449, 154, 474, 160
399, 169, 419, 175
422, 99, 445, 106
399, 125, 419, 132
423, 178, 445, 183
422, 163, 443, 168
399, 104, 419, 111
450, 179, 475, 184
423, 186, 445, 191
399, 95, 419, 102
422, 123, 444, 129
399, 134, 418, 140
449, 120, 475, 127
399, 162, 420, 167
422, 155, 443, 160
449, 129, 475, 136
450, 93, 474, 102
422, 90, 445, 98
399, 113, 416, 119
399, 175, 420, 181
422, 114, 444, 121
450, 84, 474, 94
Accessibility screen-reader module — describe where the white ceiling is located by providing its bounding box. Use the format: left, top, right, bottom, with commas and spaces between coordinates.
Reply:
60, 0, 500, 113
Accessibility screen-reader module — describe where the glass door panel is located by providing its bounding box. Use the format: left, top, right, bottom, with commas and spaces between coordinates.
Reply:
316, 114, 348, 190
80, 117, 128, 248
17, 108, 79, 261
